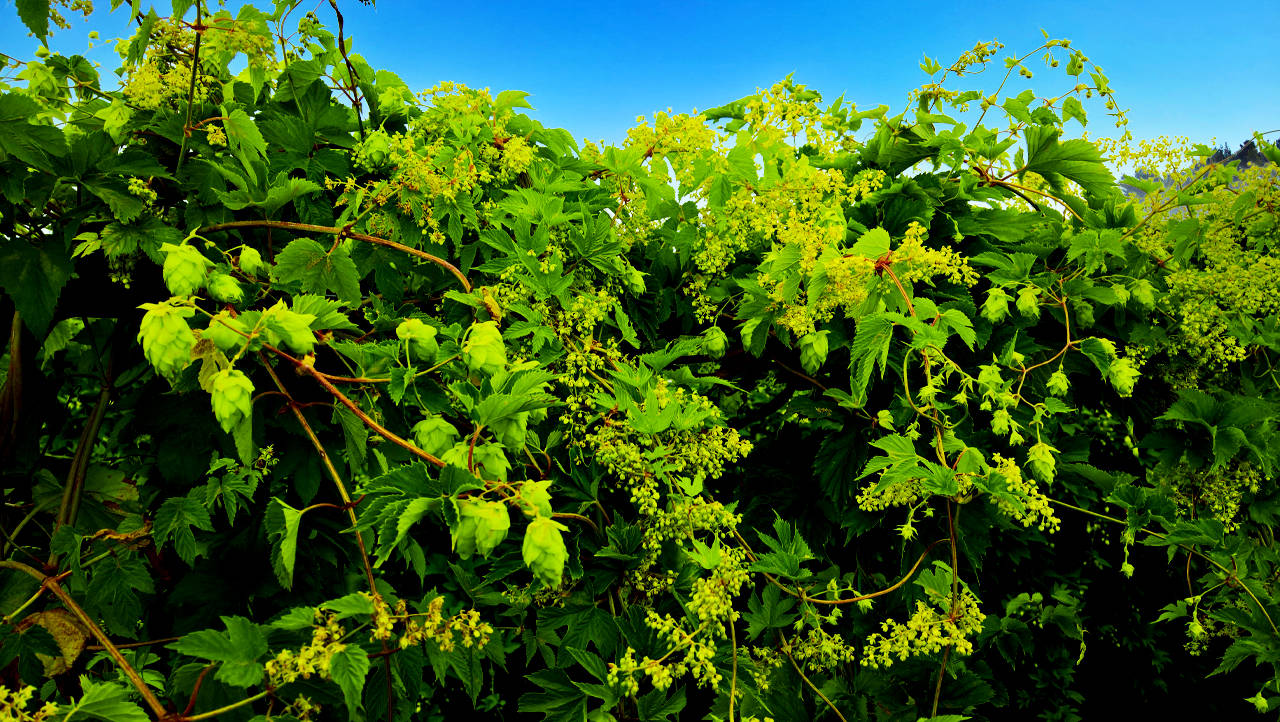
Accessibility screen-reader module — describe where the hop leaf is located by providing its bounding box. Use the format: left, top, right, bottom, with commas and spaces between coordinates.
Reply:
799, 330, 829, 374
1129, 279, 1156, 308
522, 516, 569, 587
203, 313, 249, 354
210, 368, 254, 433
396, 318, 438, 362
453, 499, 511, 559
701, 327, 728, 359
138, 301, 196, 380
411, 416, 459, 457
463, 321, 506, 376
982, 288, 1011, 323
238, 247, 264, 277
1016, 286, 1041, 319
491, 411, 528, 451
161, 243, 212, 296
207, 272, 244, 304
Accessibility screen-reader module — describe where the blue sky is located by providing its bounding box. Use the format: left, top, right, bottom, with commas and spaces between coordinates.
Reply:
3, 0, 1277, 151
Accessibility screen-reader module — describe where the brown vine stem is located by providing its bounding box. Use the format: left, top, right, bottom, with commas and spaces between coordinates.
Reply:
200, 220, 472, 292
327, 0, 364, 141
0, 560, 169, 720
267, 345, 446, 468
259, 355, 396, 722
185, 689, 270, 722
175, 0, 203, 175
728, 615, 739, 722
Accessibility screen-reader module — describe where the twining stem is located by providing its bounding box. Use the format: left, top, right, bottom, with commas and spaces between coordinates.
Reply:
781, 636, 848, 722
0, 560, 168, 720
266, 345, 446, 468
175, 0, 203, 175
728, 616, 739, 722
185, 690, 270, 722
1049, 497, 1280, 637
200, 219, 471, 291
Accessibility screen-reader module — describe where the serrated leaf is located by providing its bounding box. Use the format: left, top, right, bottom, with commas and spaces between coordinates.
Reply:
0, 239, 73, 338
266, 498, 303, 589
15, 0, 50, 38
850, 313, 896, 404
58, 678, 149, 722
273, 238, 363, 304
329, 644, 371, 718
153, 494, 214, 565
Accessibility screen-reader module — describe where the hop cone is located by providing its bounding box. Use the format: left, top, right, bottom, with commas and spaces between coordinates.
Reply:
161, 243, 212, 296
207, 272, 245, 304
522, 516, 569, 587
701, 327, 728, 359
210, 368, 254, 433
238, 247, 264, 277
396, 318, 438, 362
463, 321, 506, 376
203, 313, 249, 354
453, 499, 511, 559
138, 302, 196, 380
411, 416, 459, 457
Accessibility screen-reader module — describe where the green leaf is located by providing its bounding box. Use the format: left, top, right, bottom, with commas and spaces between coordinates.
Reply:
850, 313, 896, 404
58, 678, 149, 722
849, 227, 891, 259
273, 238, 362, 304
168, 616, 267, 688
15, 0, 50, 39
636, 686, 686, 721
330, 644, 371, 719
0, 238, 73, 338
266, 498, 303, 589
153, 494, 214, 565
1022, 125, 1115, 198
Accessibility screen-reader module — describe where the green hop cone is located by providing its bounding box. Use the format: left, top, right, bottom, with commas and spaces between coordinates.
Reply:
517, 479, 553, 518
799, 330, 829, 374
1016, 286, 1041, 319
472, 443, 511, 482
453, 499, 511, 559
982, 288, 1011, 323
160, 243, 212, 296
1108, 357, 1140, 397
262, 302, 316, 355
522, 516, 569, 587
396, 318, 438, 362
463, 321, 506, 376
238, 247, 264, 277
203, 313, 249, 353
210, 368, 254, 433
701, 327, 728, 359
411, 416, 459, 457
491, 412, 528, 451
1046, 369, 1070, 396
138, 301, 196, 380
1128, 279, 1156, 308
359, 130, 392, 169
207, 272, 244, 304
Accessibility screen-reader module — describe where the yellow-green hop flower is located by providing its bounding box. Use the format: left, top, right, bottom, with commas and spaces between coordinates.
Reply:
1046, 369, 1070, 396
517, 479, 553, 518
138, 301, 196, 380
981, 287, 1011, 323
396, 318, 438, 362
1016, 286, 1040, 319
262, 302, 316, 355
239, 247, 264, 277
204, 312, 249, 353
207, 272, 245, 304
523, 516, 569, 587
453, 498, 511, 559
161, 243, 212, 296
412, 416, 459, 457
701, 327, 728, 359
210, 368, 254, 433
463, 321, 506, 376
491, 411, 528, 451
799, 330, 829, 374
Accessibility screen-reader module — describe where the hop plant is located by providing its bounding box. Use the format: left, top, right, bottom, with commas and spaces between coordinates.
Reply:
517, 479, 553, 518
463, 321, 506, 376
207, 272, 245, 304
396, 318, 438, 362
138, 300, 197, 380
701, 326, 728, 359
210, 368, 254, 433
523, 516, 569, 587
411, 416, 459, 457
262, 302, 316, 355
160, 242, 212, 296
982, 287, 1011, 323
799, 330, 829, 374
238, 246, 264, 277
453, 499, 511, 559
203, 313, 250, 354
491, 411, 528, 451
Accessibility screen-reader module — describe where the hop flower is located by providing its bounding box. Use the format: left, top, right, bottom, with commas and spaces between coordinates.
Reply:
161, 243, 212, 296
491, 411, 528, 451
1046, 369, 1070, 396
396, 318, 438, 362
700, 327, 728, 359
516, 479, 553, 518
453, 499, 511, 559
1016, 286, 1041, 319
203, 312, 249, 353
262, 301, 316, 355
411, 416, 460, 457
239, 247, 264, 277
138, 301, 196, 380
210, 368, 254, 433
463, 321, 506, 376
522, 516, 569, 587
207, 272, 244, 304
799, 330, 829, 374
982, 288, 1011, 323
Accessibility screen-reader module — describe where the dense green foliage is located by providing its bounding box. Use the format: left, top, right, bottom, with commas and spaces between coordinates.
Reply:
2, 2, 1280, 721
